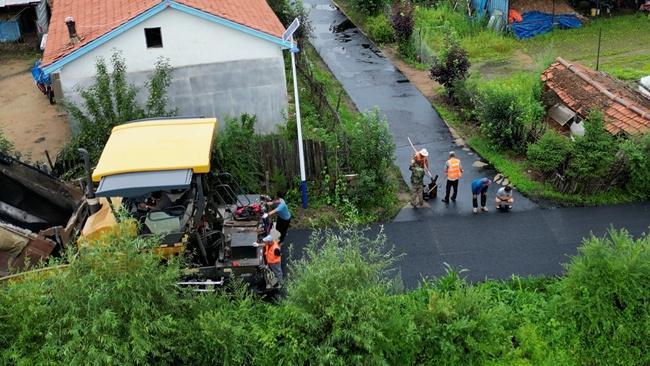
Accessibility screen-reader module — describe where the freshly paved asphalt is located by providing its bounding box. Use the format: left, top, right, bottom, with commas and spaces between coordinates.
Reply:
293, 0, 650, 288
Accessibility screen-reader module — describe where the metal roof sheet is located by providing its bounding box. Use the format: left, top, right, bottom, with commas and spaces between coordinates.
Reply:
92, 118, 217, 182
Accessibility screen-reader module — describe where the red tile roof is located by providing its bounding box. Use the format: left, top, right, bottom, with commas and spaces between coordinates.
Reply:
42, 0, 286, 67
541, 57, 650, 135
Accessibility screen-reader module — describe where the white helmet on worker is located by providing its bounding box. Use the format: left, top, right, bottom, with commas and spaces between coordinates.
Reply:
419, 148, 429, 157
263, 235, 274, 243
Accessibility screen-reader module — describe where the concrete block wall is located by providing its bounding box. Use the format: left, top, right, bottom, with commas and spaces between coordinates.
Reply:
61, 57, 288, 134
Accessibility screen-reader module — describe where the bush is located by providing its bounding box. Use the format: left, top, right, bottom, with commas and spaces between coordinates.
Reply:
213, 114, 262, 193
283, 227, 419, 364
366, 13, 395, 43
564, 112, 617, 193
345, 109, 397, 208
267, 0, 311, 41
552, 229, 650, 365
429, 29, 470, 98
0, 128, 14, 155
527, 130, 573, 176
619, 133, 650, 199
56, 51, 175, 178
474, 75, 543, 152
351, 0, 388, 15
391, 0, 414, 42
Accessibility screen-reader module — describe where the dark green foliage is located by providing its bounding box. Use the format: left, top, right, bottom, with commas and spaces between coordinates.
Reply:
429, 30, 470, 98
552, 229, 650, 365
267, 0, 311, 41
391, 0, 414, 42
366, 13, 395, 43
345, 109, 397, 209
474, 76, 543, 153
212, 114, 262, 193
619, 133, 650, 199
0, 128, 14, 155
527, 130, 573, 176
351, 0, 388, 15
1, 227, 648, 364
564, 112, 617, 192
56, 51, 175, 178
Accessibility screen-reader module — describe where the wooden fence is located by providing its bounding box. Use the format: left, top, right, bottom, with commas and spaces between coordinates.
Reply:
259, 137, 335, 185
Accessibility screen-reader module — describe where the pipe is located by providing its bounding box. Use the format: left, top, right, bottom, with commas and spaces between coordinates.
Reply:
77, 148, 100, 214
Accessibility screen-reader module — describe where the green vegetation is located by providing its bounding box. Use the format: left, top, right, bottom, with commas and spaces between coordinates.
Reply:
55, 51, 175, 178
0, 128, 14, 155
2, 224, 649, 365
366, 13, 395, 43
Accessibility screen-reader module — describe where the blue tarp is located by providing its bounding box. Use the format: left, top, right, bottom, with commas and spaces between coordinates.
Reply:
31, 60, 51, 85
0, 18, 21, 42
512, 11, 582, 39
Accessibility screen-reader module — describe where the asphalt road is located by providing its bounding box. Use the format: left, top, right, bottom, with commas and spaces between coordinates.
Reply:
284, 204, 650, 288
295, 0, 650, 288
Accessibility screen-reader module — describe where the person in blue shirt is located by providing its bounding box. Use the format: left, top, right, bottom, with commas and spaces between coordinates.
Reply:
471, 177, 492, 214
263, 193, 292, 244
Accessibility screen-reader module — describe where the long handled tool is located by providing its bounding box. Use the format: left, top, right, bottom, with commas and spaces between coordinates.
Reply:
407, 137, 433, 178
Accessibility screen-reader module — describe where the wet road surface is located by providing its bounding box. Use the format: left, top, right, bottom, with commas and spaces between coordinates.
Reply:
304, 0, 537, 216
285, 203, 650, 288
298, 0, 649, 286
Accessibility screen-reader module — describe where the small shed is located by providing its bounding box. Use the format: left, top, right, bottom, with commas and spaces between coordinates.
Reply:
0, 0, 47, 43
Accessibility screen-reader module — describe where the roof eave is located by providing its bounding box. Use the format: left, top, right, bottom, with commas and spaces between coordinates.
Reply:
42, 0, 294, 74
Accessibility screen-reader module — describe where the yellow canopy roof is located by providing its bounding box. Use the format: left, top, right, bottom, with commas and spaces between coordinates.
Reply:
92, 118, 218, 182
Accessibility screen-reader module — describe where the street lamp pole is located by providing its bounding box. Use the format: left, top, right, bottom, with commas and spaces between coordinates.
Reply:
289, 33, 308, 208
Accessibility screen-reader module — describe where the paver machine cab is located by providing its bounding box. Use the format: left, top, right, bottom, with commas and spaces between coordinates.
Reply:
79, 118, 269, 291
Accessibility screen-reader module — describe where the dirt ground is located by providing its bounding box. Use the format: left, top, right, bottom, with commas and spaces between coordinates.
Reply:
0, 57, 71, 162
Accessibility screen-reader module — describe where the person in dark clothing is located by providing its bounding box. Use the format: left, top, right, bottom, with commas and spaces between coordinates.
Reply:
470, 177, 492, 214
263, 193, 291, 243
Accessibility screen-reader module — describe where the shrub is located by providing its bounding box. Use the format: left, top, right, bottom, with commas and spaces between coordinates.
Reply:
619, 133, 650, 199
391, 0, 414, 42
366, 13, 395, 43
552, 229, 650, 365
283, 227, 419, 364
56, 51, 175, 178
564, 112, 617, 193
351, 0, 388, 15
0, 128, 14, 155
474, 75, 543, 152
429, 29, 470, 98
345, 109, 397, 208
527, 130, 573, 176
213, 114, 262, 192
267, 0, 311, 41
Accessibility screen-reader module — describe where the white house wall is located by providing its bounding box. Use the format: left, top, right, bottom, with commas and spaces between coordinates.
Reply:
58, 7, 288, 133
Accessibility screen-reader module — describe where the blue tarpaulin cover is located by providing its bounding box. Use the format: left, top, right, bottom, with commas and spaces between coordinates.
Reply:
512, 11, 582, 39
31, 60, 51, 85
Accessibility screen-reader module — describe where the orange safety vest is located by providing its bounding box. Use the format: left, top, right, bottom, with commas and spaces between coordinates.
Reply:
264, 240, 281, 265
446, 158, 462, 180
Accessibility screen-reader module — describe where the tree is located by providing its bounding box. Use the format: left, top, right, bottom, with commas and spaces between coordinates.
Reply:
55, 51, 175, 178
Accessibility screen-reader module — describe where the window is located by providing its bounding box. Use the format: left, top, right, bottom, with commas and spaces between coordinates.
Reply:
145, 27, 163, 48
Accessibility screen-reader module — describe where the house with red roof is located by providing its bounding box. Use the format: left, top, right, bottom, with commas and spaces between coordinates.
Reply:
41, 0, 294, 133
541, 57, 650, 137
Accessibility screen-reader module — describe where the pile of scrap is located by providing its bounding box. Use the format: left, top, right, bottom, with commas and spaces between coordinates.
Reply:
541, 57, 650, 136
0, 153, 86, 276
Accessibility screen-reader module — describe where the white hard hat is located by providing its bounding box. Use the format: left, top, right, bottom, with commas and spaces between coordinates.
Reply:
263, 235, 274, 242
420, 149, 429, 157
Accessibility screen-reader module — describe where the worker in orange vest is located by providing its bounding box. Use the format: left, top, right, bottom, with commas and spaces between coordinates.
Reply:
442, 151, 464, 203
262, 234, 282, 287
